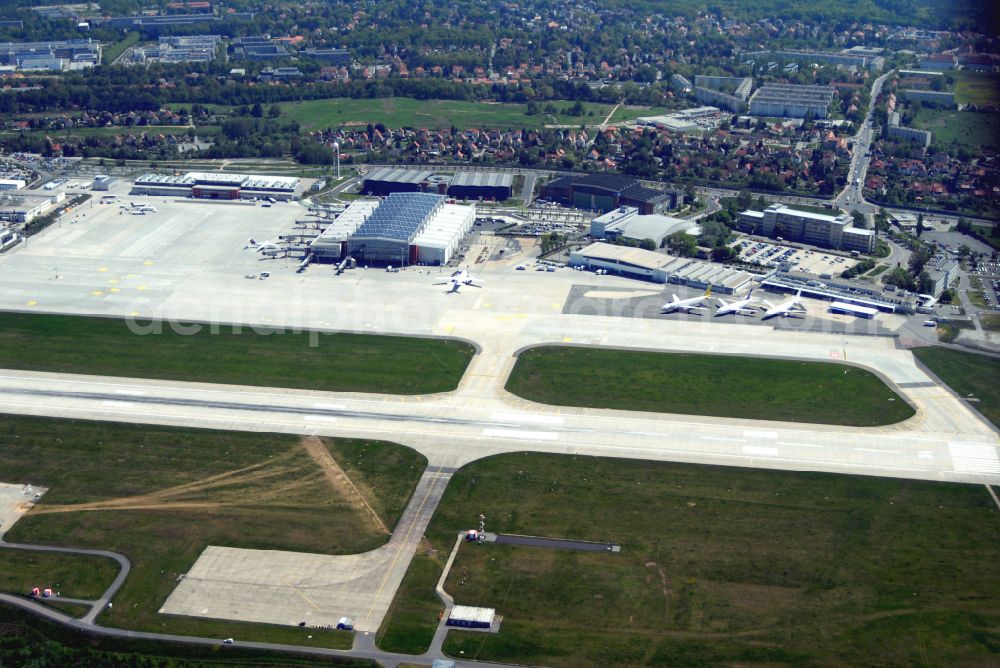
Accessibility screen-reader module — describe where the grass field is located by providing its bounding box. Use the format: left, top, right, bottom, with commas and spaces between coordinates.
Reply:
165, 97, 657, 131
506, 347, 915, 426
1, 414, 426, 647
0, 549, 119, 600
912, 108, 1000, 149
952, 71, 1000, 107
787, 203, 841, 216
377, 542, 448, 653
0, 605, 374, 667
913, 346, 1000, 428
380, 452, 1000, 667
0, 312, 474, 394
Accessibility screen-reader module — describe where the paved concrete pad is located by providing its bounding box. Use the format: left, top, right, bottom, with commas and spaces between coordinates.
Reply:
0, 482, 47, 538
160, 467, 452, 632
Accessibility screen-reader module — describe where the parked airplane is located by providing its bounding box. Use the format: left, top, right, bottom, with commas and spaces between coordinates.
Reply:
761, 290, 807, 319
661, 285, 712, 313
435, 269, 483, 293
715, 288, 762, 317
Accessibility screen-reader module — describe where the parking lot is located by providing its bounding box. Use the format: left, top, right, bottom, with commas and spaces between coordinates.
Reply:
734, 238, 860, 276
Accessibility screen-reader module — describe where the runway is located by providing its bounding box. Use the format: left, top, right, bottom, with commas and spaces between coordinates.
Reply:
0, 360, 996, 484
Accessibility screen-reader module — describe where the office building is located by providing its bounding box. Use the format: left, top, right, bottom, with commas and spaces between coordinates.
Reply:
737, 204, 874, 253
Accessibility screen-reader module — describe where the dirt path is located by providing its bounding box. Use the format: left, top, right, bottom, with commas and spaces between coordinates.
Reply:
300, 436, 390, 535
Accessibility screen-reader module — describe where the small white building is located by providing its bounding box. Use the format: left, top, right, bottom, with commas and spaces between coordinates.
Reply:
446, 605, 496, 629
0, 178, 27, 191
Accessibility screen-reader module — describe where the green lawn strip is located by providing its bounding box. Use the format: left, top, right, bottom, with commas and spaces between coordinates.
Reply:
376, 547, 447, 654
0, 604, 373, 666
607, 105, 673, 125
0, 414, 424, 646
103, 31, 140, 65
968, 291, 988, 308
912, 346, 1000, 428
0, 312, 474, 395
787, 202, 841, 216
866, 264, 889, 277
506, 346, 914, 426
37, 599, 93, 618
0, 549, 119, 599
424, 452, 1000, 668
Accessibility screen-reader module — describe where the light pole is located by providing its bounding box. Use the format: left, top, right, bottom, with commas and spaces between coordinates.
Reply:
333, 142, 340, 180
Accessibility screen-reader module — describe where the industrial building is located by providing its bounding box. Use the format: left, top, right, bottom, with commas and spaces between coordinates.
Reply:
829, 301, 878, 318
0, 39, 101, 70
737, 204, 874, 253
447, 172, 513, 201
362, 168, 437, 196
132, 172, 300, 200
304, 48, 352, 66
589, 206, 693, 247
569, 242, 754, 293
0, 178, 26, 191
749, 84, 837, 119
0, 191, 64, 224
233, 37, 288, 60
744, 48, 884, 71
539, 174, 683, 214
139, 35, 221, 63
321, 193, 474, 266
693, 75, 752, 113
637, 106, 720, 132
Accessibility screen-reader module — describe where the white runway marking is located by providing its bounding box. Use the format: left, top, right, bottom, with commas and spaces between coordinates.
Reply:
312, 402, 346, 410
100, 400, 134, 407
303, 415, 339, 423
701, 436, 744, 443
743, 445, 779, 456
855, 448, 899, 454
482, 428, 558, 441
113, 389, 146, 396
490, 411, 565, 426
778, 441, 822, 448
743, 430, 778, 439
948, 442, 1000, 474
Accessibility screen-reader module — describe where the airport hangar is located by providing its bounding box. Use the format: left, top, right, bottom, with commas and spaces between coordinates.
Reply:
362, 168, 513, 201
590, 206, 694, 248
539, 173, 685, 214
310, 192, 474, 266
131, 172, 301, 201
570, 241, 754, 294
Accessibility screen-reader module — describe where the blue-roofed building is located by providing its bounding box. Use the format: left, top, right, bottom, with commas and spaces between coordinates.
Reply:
344, 193, 474, 266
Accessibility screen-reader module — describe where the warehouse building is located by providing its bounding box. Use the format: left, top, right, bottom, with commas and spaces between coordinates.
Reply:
540, 174, 683, 214
362, 168, 437, 196
737, 204, 874, 253
590, 206, 693, 247
0, 178, 26, 191
447, 172, 513, 201
132, 172, 300, 200
0, 39, 101, 70
749, 84, 837, 119
341, 192, 474, 266
569, 242, 753, 293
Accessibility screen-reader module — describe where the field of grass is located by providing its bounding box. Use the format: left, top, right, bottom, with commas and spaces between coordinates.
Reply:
786, 202, 841, 216
103, 31, 140, 65
0, 549, 119, 600
912, 108, 1000, 149
0, 312, 473, 394
0, 605, 374, 667
381, 452, 1000, 667
1, 414, 426, 647
913, 346, 1000, 428
968, 290, 989, 308
376, 542, 448, 653
981, 313, 1000, 331
952, 71, 1000, 107
866, 263, 889, 277
506, 347, 915, 426
168, 97, 632, 131
606, 104, 673, 125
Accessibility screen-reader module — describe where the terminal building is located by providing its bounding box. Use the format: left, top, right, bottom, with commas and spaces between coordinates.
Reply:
447, 172, 513, 201
737, 204, 874, 253
0, 191, 64, 223
313, 193, 474, 266
132, 172, 300, 200
539, 174, 684, 214
589, 206, 694, 247
569, 242, 754, 293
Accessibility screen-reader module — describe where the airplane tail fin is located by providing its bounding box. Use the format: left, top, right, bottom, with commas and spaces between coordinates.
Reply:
705, 285, 712, 298
672, 294, 681, 303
